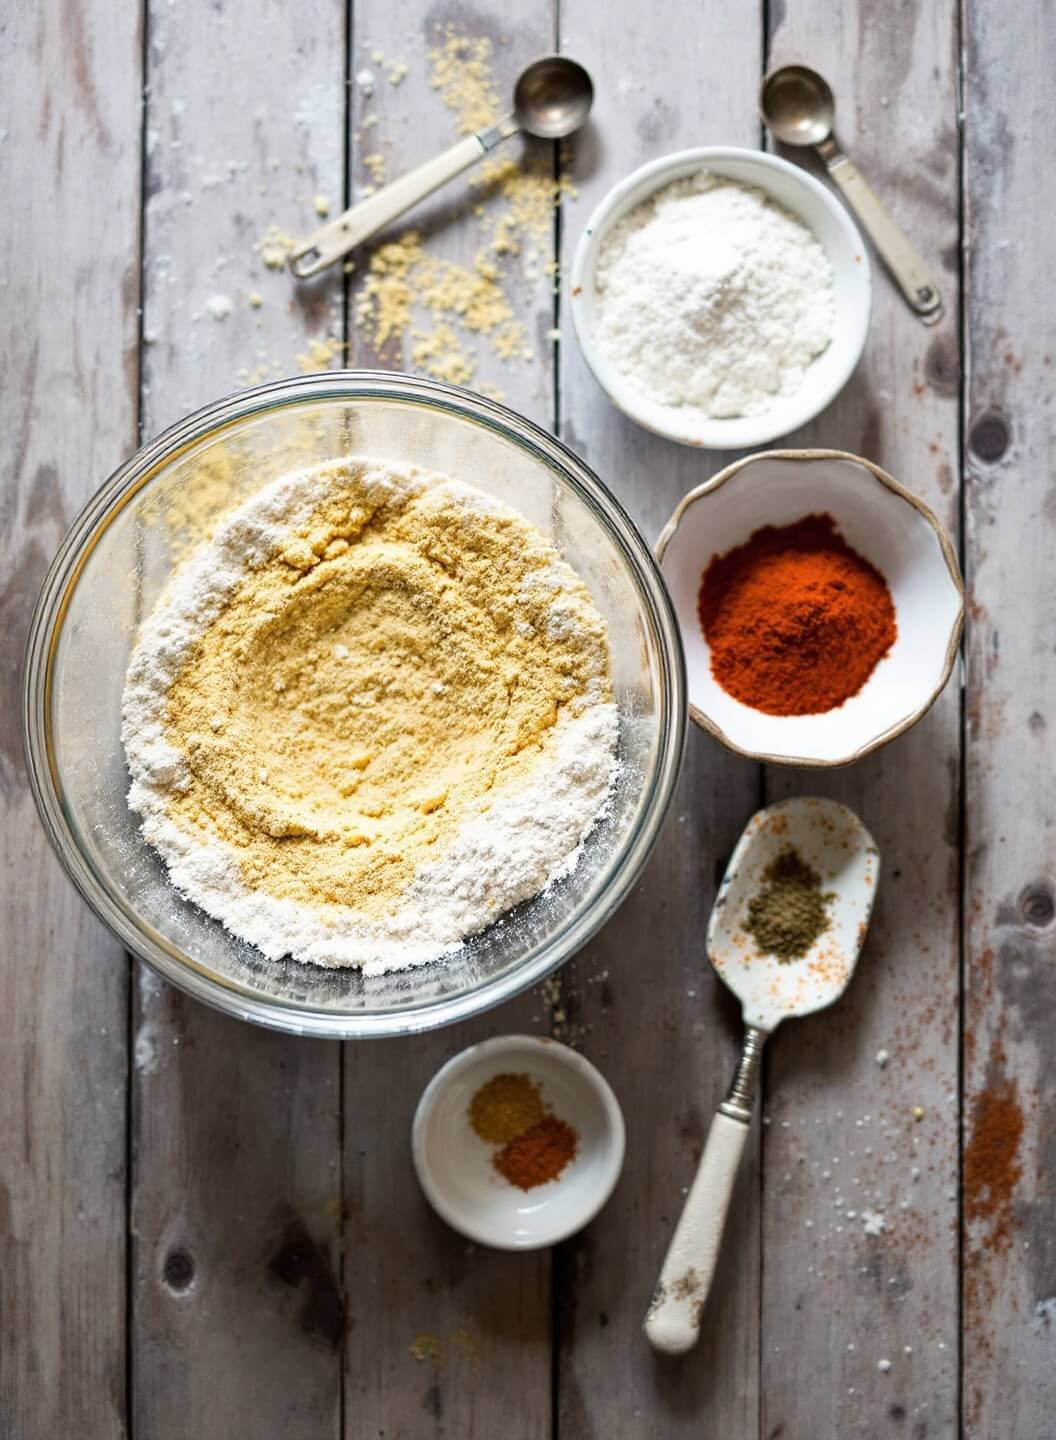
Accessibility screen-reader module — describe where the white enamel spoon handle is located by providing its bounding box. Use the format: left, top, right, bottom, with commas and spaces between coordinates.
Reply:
644, 1109, 749, 1354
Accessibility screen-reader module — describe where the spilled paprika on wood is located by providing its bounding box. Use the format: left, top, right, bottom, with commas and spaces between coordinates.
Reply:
698, 513, 897, 716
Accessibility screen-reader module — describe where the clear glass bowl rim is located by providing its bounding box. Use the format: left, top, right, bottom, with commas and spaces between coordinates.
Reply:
22, 371, 687, 1038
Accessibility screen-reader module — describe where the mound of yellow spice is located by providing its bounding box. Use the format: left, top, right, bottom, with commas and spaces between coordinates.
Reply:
123, 458, 618, 973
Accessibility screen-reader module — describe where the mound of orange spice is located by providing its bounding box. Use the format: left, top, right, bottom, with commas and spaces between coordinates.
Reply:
469, 1073, 578, 1190
698, 513, 896, 715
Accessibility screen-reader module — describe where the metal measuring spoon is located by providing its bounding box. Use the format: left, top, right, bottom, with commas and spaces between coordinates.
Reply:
289, 56, 593, 279
760, 64, 943, 324
645, 797, 880, 1355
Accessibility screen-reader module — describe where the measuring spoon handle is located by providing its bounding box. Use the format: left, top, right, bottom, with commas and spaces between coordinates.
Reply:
644, 1109, 749, 1354
288, 116, 519, 279
823, 151, 943, 324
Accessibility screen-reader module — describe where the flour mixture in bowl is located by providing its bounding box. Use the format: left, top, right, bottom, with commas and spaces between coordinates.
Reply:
122, 457, 619, 973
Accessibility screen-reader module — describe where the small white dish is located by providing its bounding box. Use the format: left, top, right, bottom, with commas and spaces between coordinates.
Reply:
569, 146, 871, 449
655, 449, 964, 767
412, 1034, 625, 1250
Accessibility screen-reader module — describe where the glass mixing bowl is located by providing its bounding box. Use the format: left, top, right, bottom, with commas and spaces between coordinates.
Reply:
23, 373, 685, 1037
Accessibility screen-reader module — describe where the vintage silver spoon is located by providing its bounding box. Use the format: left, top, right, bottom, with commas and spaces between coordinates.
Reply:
645, 796, 880, 1355
760, 64, 943, 324
288, 55, 593, 280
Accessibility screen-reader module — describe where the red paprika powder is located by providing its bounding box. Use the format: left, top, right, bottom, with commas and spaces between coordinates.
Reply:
493, 1115, 578, 1190
698, 513, 896, 716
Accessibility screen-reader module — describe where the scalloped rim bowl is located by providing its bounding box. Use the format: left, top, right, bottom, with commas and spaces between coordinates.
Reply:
569, 146, 872, 449
655, 449, 965, 767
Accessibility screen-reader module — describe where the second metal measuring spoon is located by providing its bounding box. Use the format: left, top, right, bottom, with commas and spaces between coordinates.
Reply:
761, 64, 943, 324
288, 55, 593, 280
645, 797, 880, 1356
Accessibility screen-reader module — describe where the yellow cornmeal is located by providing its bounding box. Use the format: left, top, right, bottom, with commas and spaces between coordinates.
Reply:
161, 466, 610, 919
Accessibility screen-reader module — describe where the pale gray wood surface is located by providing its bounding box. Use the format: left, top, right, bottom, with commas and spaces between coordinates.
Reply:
132, 3, 346, 1435
5, 0, 1056, 1435
963, 1, 1056, 1435
0, 1, 139, 1434
555, 4, 764, 1433
341, 7, 557, 1434
760, 5, 963, 1437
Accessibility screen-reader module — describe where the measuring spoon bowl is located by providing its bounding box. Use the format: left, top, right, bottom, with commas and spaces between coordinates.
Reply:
759, 64, 836, 147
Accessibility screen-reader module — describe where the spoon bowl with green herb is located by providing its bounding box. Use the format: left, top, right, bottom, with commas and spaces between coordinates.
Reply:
645, 796, 878, 1355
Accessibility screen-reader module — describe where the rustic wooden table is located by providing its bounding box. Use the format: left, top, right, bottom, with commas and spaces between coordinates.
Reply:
3, 0, 1054, 1435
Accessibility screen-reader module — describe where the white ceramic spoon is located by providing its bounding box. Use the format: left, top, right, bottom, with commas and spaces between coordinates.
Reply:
644, 795, 879, 1355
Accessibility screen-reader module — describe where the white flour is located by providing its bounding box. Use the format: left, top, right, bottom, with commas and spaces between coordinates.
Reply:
123, 457, 619, 975
593, 171, 835, 418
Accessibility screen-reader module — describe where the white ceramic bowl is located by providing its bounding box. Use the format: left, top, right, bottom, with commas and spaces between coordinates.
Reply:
412, 1035, 625, 1249
569, 147, 871, 449
656, 449, 964, 766
23, 373, 685, 1038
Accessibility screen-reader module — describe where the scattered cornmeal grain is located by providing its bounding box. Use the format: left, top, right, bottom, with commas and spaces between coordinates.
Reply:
428, 29, 501, 133
297, 336, 346, 373
256, 224, 299, 270
410, 323, 474, 386
468, 1073, 546, 1145
238, 363, 272, 386
363, 152, 386, 184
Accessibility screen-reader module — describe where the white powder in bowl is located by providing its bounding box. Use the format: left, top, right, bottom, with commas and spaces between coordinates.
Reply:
592, 170, 835, 419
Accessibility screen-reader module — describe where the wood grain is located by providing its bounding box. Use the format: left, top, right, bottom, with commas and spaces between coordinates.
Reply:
132, 3, 346, 1435
340, 6, 558, 1436
555, 4, 765, 1434
760, 4, 963, 1437
0, 0, 140, 1432
962, 0, 1056, 1434
7, 0, 1056, 1432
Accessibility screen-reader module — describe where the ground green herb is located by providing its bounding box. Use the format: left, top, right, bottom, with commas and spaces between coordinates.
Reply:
745, 848, 831, 960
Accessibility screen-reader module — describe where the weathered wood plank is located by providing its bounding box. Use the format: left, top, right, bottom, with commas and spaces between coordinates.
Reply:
555, 4, 764, 1433
340, 8, 558, 1435
140, 6, 345, 426
132, 3, 347, 1435
962, 0, 1056, 1433
760, 4, 962, 1437
0, 0, 140, 1432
